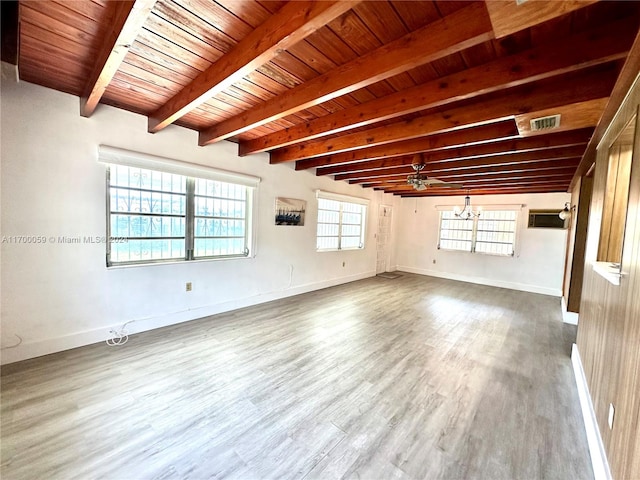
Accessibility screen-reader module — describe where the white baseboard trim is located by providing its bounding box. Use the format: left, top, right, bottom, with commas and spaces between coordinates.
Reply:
397, 266, 561, 297
571, 344, 612, 480
1, 270, 376, 365
561, 297, 579, 325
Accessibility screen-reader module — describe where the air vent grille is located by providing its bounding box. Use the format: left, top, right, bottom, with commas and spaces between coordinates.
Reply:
530, 114, 561, 132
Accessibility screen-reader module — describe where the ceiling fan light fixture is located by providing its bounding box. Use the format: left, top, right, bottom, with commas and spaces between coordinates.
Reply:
407, 176, 428, 190
407, 164, 428, 191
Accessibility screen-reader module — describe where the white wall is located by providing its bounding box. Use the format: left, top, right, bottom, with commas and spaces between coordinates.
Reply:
395, 192, 571, 296
0, 69, 569, 364
0, 73, 396, 364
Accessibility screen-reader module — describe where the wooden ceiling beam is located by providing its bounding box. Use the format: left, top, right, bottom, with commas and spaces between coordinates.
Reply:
316, 130, 592, 176
386, 183, 571, 195
336, 157, 581, 182
376, 185, 571, 197
485, 0, 597, 39
296, 121, 520, 171
366, 177, 571, 187
198, 2, 494, 145
337, 150, 583, 180
271, 65, 617, 163
147, 1, 357, 133
349, 168, 576, 185
80, 0, 157, 117
381, 178, 573, 191
571, 28, 640, 190
241, 17, 632, 155
395, 186, 570, 197
515, 98, 609, 136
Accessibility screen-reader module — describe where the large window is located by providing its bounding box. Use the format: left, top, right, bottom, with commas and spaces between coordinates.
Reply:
109, 165, 187, 263
102, 147, 258, 266
316, 193, 367, 251
438, 210, 517, 256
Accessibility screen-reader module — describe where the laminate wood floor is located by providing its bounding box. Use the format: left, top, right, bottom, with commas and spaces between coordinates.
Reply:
1, 274, 592, 480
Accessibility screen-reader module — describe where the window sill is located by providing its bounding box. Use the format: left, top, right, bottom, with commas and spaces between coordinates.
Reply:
438, 248, 514, 257
593, 261, 621, 286
107, 254, 253, 269
316, 247, 365, 253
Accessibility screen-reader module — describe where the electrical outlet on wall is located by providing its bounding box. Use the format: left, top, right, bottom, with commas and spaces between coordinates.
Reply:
186, 282, 192, 292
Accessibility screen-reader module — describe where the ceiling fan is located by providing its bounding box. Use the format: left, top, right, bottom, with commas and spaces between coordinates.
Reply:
407, 155, 463, 191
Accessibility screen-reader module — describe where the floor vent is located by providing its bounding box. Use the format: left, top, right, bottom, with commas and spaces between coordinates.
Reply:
530, 114, 561, 132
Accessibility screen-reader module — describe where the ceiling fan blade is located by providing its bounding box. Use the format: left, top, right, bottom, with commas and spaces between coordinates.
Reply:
437, 182, 464, 189
424, 178, 463, 189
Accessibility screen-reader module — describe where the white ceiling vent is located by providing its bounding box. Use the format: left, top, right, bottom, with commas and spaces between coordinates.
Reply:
530, 114, 561, 132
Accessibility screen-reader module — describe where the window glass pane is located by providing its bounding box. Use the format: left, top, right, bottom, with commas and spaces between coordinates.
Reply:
319, 198, 340, 211
342, 202, 362, 213
317, 223, 339, 237
317, 236, 339, 250
342, 212, 362, 225
318, 210, 339, 223
476, 210, 516, 256
438, 211, 473, 252
341, 237, 362, 249
316, 198, 366, 251
110, 188, 186, 215
110, 215, 185, 238
111, 166, 186, 193
195, 238, 245, 257
341, 224, 361, 236
193, 178, 247, 258
110, 239, 185, 263
108, 166, 187, 264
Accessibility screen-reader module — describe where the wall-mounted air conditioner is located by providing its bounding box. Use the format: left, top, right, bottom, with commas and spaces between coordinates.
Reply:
528, 210, 567, 229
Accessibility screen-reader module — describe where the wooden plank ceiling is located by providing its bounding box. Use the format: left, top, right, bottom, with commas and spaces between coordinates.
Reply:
16, 0, 640, 196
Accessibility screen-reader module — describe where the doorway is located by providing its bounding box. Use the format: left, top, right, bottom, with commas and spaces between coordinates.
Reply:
376, 205, 392, 274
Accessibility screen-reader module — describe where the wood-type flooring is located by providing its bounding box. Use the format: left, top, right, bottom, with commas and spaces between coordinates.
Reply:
1, 274, 592, 479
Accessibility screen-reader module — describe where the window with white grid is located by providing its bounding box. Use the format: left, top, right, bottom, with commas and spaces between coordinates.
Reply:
438, 210, 517, 256
438, 211, 474, 252
317, 198, 366, 251
109, 165, 187, 264
475, 210, 517, 256
107, 165, 252, 266
193, 178, 248, 259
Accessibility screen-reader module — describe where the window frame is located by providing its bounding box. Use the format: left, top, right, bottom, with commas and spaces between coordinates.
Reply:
316, 191, 368, 252
437, 207, 520, 257
100, 146, 259, 267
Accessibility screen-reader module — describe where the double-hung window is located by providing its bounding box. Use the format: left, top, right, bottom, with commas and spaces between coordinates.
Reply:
438, 208, 518, 256
316, 191, 368, 251
101, 146, 259, 266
